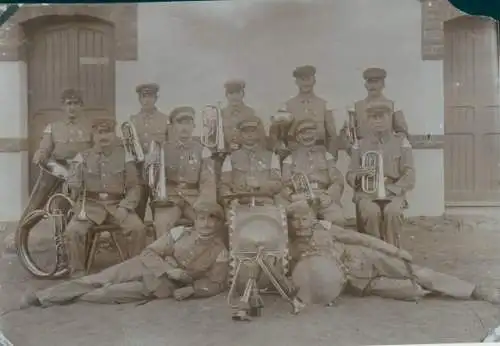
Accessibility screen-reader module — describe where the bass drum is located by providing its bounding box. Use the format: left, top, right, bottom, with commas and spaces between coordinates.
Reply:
15, 164, 71, 279
227, 204, 289, 291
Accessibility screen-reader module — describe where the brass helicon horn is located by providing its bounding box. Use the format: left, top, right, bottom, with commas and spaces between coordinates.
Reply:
120, 121, 145, 163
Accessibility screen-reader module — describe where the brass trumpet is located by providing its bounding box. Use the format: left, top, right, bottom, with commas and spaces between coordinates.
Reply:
201, 104, 226, 153
120, 121, 145, 163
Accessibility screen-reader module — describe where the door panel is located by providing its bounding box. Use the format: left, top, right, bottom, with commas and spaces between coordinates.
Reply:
27, 20, 115, 191
443, 16, 500, 205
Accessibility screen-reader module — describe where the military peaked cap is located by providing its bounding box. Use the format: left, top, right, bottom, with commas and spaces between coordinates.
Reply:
61, 89, 83, 104
169, 106, 195, 123
136, 83, 160, 96
286, 200, 313, 217
290, 118, 317, 137
362, 67, 387, 81
224, 79, 246, 93
193, 200, 224, 220
92, 118, 116, 132
293, 65, 316, 78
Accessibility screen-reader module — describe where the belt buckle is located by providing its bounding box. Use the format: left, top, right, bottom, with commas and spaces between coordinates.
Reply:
98, 192, 109, 200
310, 182, 318, 189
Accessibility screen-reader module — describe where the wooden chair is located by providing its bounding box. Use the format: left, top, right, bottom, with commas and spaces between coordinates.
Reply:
84, 224, 127, 274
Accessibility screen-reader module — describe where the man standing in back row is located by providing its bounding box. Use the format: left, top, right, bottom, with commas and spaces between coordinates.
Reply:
128, 83, 170, 220
342, 68, 409, 155
269, 65, 338, 160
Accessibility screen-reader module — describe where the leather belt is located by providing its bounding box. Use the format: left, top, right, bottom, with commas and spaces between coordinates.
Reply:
87, 191, 124, 201
309, 182, 329, 190
315, 139, 325, 146
168, 182, 199, 190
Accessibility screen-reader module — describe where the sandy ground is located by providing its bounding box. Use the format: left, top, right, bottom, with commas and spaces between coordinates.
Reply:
0, 215, 499, 346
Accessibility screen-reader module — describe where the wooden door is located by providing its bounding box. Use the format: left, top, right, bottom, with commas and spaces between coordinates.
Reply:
27, 18, 115, 191
443, 16, 500, 206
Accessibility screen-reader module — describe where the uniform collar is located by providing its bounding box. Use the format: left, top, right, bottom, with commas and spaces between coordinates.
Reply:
175, 138, 193, 149
369, 131, 393, 144
65, 116, 79, 125
140, 107, 158, 116
297, 91, 316, 102
94, 145, 113, 156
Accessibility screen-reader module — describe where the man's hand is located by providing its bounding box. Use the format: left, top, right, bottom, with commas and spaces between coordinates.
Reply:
115, 207, 129, 223
319, 194, 332, 206
166, 268, 193, 284
246, 176, 260, 189
32, 150, 48, 165
173, 286, 195, 301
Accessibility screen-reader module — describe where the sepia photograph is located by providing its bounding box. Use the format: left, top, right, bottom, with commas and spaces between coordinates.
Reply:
0, 0, 499, 345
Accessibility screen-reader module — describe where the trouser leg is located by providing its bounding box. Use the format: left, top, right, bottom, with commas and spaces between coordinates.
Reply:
358, 199, 381, 238
79, 281, 151, 304
412, 264, 475, 299
383, 198, 405, 247
136, 185, 150, 221
116, 213, 148, 258
64, 219, 94, 274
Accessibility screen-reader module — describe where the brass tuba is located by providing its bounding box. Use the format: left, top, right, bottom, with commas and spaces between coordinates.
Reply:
120, 121, 145, 163
361, 150, 387, 199
201, 104, 226, 153
146, 140, 169, 207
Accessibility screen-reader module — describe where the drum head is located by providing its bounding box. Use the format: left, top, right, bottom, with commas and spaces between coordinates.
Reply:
230, 205, 287, 256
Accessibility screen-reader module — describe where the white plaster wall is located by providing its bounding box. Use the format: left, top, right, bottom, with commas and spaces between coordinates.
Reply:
115, 0, 445, 217
0, 61, 28, 221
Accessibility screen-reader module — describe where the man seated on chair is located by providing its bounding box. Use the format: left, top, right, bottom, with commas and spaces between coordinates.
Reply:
345, 101, 415, 245
66, 118, 147, 277
21, 200, 228, 307
148, 106, 216, 239
281, 118, 345, 227
287, 200, 500, 307
220, 118, 282, 212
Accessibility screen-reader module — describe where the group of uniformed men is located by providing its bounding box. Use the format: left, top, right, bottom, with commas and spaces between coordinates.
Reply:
22, 65, 500, 314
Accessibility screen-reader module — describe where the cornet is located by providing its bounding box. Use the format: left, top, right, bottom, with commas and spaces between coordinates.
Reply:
360, 150, 387, 200
291, 172, 317, 205
120, 121, 145, 163
201, 104, 226, 153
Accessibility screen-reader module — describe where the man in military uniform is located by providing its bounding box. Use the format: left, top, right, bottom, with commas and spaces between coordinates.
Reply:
128, 83, 170, 220
341, 67, 409, 155
287, 200, 500, 305
221, 79, 268, 152
220, 118, 282, 208
21, 200, 228, 307
346, 101, 415, 244
66, 118, 147, 276
32, 88, 92, 166
281, 118, 345, 226
151, 106, 216, 238
269, 65, 338, 160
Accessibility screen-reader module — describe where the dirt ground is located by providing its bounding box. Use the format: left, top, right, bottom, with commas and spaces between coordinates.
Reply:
0, 215, 499, 346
